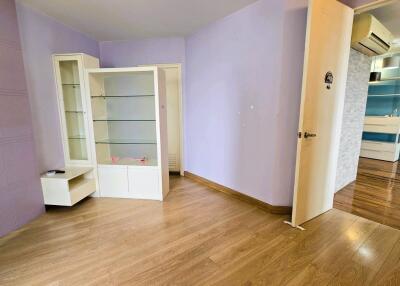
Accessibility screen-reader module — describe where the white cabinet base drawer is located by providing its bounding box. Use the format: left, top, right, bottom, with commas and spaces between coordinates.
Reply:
360, 140, 400, 162
360, 148, 399, 162
364, 117, 400, 134
98, 165, 129, 198
97, 165, 162, 201
361, 141, 397, 153
128, 167, 161, 201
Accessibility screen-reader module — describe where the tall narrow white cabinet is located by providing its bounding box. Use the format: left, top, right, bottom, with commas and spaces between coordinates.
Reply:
42, 53, 100, 205
53, 53, 99, 166
86, 67, 169, 201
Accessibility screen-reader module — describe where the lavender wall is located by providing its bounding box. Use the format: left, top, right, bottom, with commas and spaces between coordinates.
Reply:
13, 0, 307, 207
185, 0, 307, 206
100, 38, 185, 68
0, 0, 44, 237
95, 0, 307, 206
16, 3, 100, 172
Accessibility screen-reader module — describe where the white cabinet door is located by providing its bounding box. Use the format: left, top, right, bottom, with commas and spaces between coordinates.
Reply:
128, 167, 160, 200
98, 165, 129, 198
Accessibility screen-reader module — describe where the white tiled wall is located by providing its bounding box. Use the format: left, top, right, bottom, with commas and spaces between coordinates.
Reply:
335, 49, 371, 191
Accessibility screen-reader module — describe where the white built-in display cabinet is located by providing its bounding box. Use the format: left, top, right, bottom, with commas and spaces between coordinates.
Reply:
42, 53, 100, 206
46, 56, 169, 204
86, 67, 169, 200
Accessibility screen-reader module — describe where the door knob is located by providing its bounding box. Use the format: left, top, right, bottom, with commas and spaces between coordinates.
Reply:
304, 132, 317, 139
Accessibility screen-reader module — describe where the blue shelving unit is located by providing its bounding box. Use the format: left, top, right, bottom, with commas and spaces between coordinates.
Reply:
365, 79, 400, 117
361, 54, 400, 161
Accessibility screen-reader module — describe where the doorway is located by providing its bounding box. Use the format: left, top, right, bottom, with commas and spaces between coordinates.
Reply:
290, 0, 398, 228
334, 2, 400, 229
141, 64, 184, 176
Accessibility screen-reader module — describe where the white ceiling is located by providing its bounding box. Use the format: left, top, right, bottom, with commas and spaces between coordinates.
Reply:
17, 0, 258, 41
370, 1, 400, 40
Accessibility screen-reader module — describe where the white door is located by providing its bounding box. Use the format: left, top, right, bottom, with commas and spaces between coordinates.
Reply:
291, 0, 354, 227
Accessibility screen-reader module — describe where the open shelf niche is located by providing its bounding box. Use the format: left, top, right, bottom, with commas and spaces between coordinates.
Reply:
90, 70, 158, 166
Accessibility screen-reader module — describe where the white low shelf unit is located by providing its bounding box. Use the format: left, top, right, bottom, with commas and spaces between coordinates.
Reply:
361, 116, 400, 162
41, 167, 96, 206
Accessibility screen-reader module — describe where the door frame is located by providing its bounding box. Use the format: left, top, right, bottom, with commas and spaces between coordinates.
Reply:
140, 63, 185, 176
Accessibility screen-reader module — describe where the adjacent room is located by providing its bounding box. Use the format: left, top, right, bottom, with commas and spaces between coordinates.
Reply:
334, 1, 400, 229
1, 0, 400, 285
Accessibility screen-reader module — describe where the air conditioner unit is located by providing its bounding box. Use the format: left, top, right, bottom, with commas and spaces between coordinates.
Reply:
351, 14, 393, 57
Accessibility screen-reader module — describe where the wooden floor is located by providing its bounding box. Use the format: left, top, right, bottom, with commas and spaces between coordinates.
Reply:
1, 176, 400, 285
335, 157, 400, 230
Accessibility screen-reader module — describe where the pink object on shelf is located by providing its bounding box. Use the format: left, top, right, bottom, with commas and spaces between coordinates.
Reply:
111, 156, 120, 164
126, 157, 147, 164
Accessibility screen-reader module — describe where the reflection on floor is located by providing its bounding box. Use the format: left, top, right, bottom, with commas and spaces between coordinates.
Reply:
1, 176, 400, 284
335, 157, 400, 230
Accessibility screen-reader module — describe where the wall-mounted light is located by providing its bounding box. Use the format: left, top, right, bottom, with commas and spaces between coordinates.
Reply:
382, 56, 400, 69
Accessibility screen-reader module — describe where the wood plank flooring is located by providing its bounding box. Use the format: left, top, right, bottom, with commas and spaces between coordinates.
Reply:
1, 175, 400, 285
335, 157, 400, 230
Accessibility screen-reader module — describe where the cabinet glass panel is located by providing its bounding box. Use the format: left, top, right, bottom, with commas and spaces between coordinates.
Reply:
90, 71, 158, 166
59, 60, 88, 160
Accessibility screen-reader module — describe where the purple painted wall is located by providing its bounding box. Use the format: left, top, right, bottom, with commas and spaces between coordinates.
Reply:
0, 0, 44, 237
99, 38, 185, 68
99, 37, 187, 173
98, 0, 307, 206
16, 3, 100, 172
185, 0, 307, 206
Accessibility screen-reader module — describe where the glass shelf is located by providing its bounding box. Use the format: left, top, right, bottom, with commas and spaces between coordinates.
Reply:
95, 139, 157, 145
98, 158, 158, 166
69, 136, 86, 140
93, 119, 156, 122
91, 95, 154, 98
63, 83, 80, 86
65, 110, 84, 113
368, 94, 400, 97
